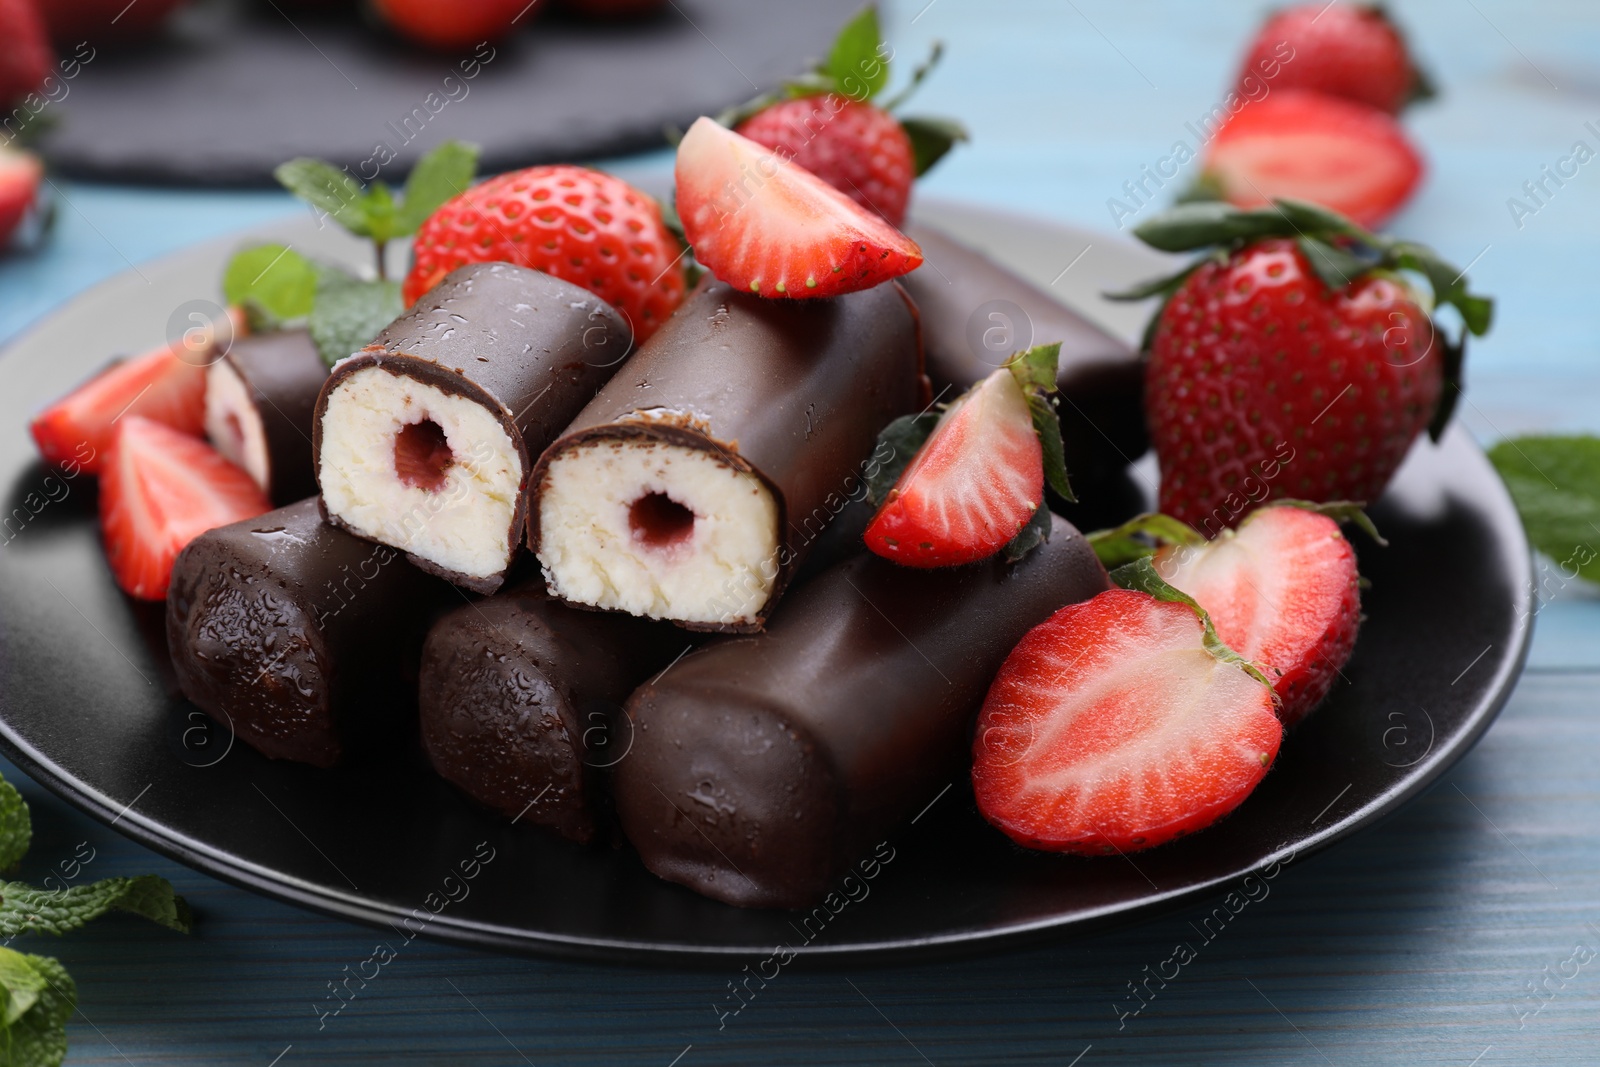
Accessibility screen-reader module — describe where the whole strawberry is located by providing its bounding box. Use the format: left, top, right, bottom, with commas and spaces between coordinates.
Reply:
1238, 3, 1431, 115
372, 0, 540, 50
403, 164, 686, 341
0, 0, 50, 109
720, 7, 965, 227
1114, 200, 1492, 530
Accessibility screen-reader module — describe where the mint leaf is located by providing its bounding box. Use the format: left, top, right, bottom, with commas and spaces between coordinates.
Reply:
1087, 512, 1207, 569
362, 181, 399, 245
221, 244, 319, 330
1110, 557, 1278, 693
866, 411, 939, 507
0, 778, 30, 874
1003, 502, 1052, 564
825, 5, 888, 101
308, 274, 404, 368
397, 141, 479, 234
1487, 435, 1600, 583
899, 115, 968, 176
0, 875, 192, 937
274, 158, 372, 238
0, 949, 73, 1067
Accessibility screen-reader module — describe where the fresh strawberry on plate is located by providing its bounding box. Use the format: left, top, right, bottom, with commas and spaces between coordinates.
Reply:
403, 163, 685, 341
1110, 199, 1493, 530
1238, 2, 1432, 115
1091, 503, 1369, 725
865, 344, 1072, 568
29, 312, 240, 474
372, 0, 539, 50
973, 576, 1282, 855
99, 416, 270, 600
1200, 89, 1423, 230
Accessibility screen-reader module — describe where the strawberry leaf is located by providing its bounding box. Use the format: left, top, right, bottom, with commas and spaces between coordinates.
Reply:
866, 411, 940, 507
1028, 395, 1074, 503
824, 5, 889, 101
1087, 512, 1207, 568
1003, 502, 1053, 564
396, 140, 479, 235
1487, 435, 1600, 583
1268, 500, 1388, 546
900, 115, 969, 177
308, 273, 404, 368
1130, 202, 1292, 253
1110, 557, 1278, 694
1296, 236, 1373, 291
274, 158, 372, 238
222, 244, 319, 331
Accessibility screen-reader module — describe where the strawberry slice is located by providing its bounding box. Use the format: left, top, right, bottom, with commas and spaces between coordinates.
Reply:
100, 416, 271, 600
30, 310, 242, 474
865, 367, 1043, 568
973, 588, 1282, 854
674, 116, 923, 298
1202, 89, 1423, 229
0, 146, 41, 250
1155, 505, 1361, 725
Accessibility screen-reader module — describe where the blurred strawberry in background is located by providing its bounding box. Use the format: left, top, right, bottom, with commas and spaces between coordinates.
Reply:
371, 0, 541, 50
1238, 2, 1431, 115
0, 0, 50, 105
41, 0, 192, 43
559, 0, 664, 17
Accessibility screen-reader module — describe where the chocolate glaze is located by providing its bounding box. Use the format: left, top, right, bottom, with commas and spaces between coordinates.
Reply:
313, 263, 634, 593
166, 498, 453, 768
418, 588, 687, 843
900, 223, 1147, 483
613, 515, 1111, 909
218, 329, 326, 505
528, 277, 926, 632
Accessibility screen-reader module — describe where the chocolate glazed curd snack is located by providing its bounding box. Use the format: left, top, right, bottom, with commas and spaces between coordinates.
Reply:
204, 329, 327, 506
528, 277, 925, 632
313, 263, 633, 594
167, 498, 454, 768
900, 223, 1147, 482
613, 515, 1110, 909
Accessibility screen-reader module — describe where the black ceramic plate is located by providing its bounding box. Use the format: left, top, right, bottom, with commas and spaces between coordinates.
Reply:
0, 203, 1533, 962
39, 0, 858, 186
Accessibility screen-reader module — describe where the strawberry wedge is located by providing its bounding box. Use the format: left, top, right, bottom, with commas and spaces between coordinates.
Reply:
100, 416, 270, 600
674, 116, 923, 298
973, 589, 1282, 854
30, 309, 243, 474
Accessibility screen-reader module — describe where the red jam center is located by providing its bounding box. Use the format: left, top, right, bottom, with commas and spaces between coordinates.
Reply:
394, 419, 454, 492
629, 492, 695, 548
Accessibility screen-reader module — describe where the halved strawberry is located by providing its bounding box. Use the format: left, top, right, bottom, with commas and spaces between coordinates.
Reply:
100, 415, 270, 600
973, 588, 1282, 854
865, 367, 1042, 568
1202, 90, 1424, 229
0, 146, 41, 250
29, 311, 240, 474
1155, 505, 1361, 725
674, 116, 923, 298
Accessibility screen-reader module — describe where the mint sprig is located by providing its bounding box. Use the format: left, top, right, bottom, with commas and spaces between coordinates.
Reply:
221, 243, 320, 332
1110, 556, 1278, 694
0, 950, 74, 1067
308, 272, 404, 369
1488, 435, 1600, 584
714, 4, 967, 178
221, 244, 406, 367
274, 140, 479, 279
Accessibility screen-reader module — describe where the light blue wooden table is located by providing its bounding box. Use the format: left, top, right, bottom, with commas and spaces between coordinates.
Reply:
1, 1, 1597, 1063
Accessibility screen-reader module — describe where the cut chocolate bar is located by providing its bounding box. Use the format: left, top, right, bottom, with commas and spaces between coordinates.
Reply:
314, 263, 633, 594
613, 514, 1110, 909
900, 223, 1147, 482
204, 329, 327, 505
167, 498, 453, 768
529, 277, 925, 632
418, 587, 687, 843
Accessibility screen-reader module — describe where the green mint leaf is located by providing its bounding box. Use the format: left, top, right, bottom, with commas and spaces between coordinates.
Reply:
1028, 393, 1074, 503
0, 949, 74, 1067
0, 777, 30, 874
866, 411, 940, 507
0, 946, 46, 1027
1110, 557, 1278, 693
0, 874, 191, 937
274, 158, 373, 238
396, 140, 479, 235
1487, 435, 1600, 583
1296, 236, 1371, 291
1005, 342, 1060, 394
308, 275, 404, 368
825, 5, 888, 101
899, 115, 968, 177
221, 244, 319, 330
1002, 502, 1052, 564
881, 40, 945, 112
1087, 512, 1207, 569
1267, 499, 1387, 546
361, 181, 398, 245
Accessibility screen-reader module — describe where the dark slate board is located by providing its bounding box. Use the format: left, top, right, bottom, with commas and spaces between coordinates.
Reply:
38, 0, 859, 186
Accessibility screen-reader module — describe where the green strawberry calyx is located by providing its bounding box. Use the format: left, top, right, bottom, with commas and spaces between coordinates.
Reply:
711, 4, 968, 178
1087, 501, 1385, 571
1106, 198, 1494, 442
